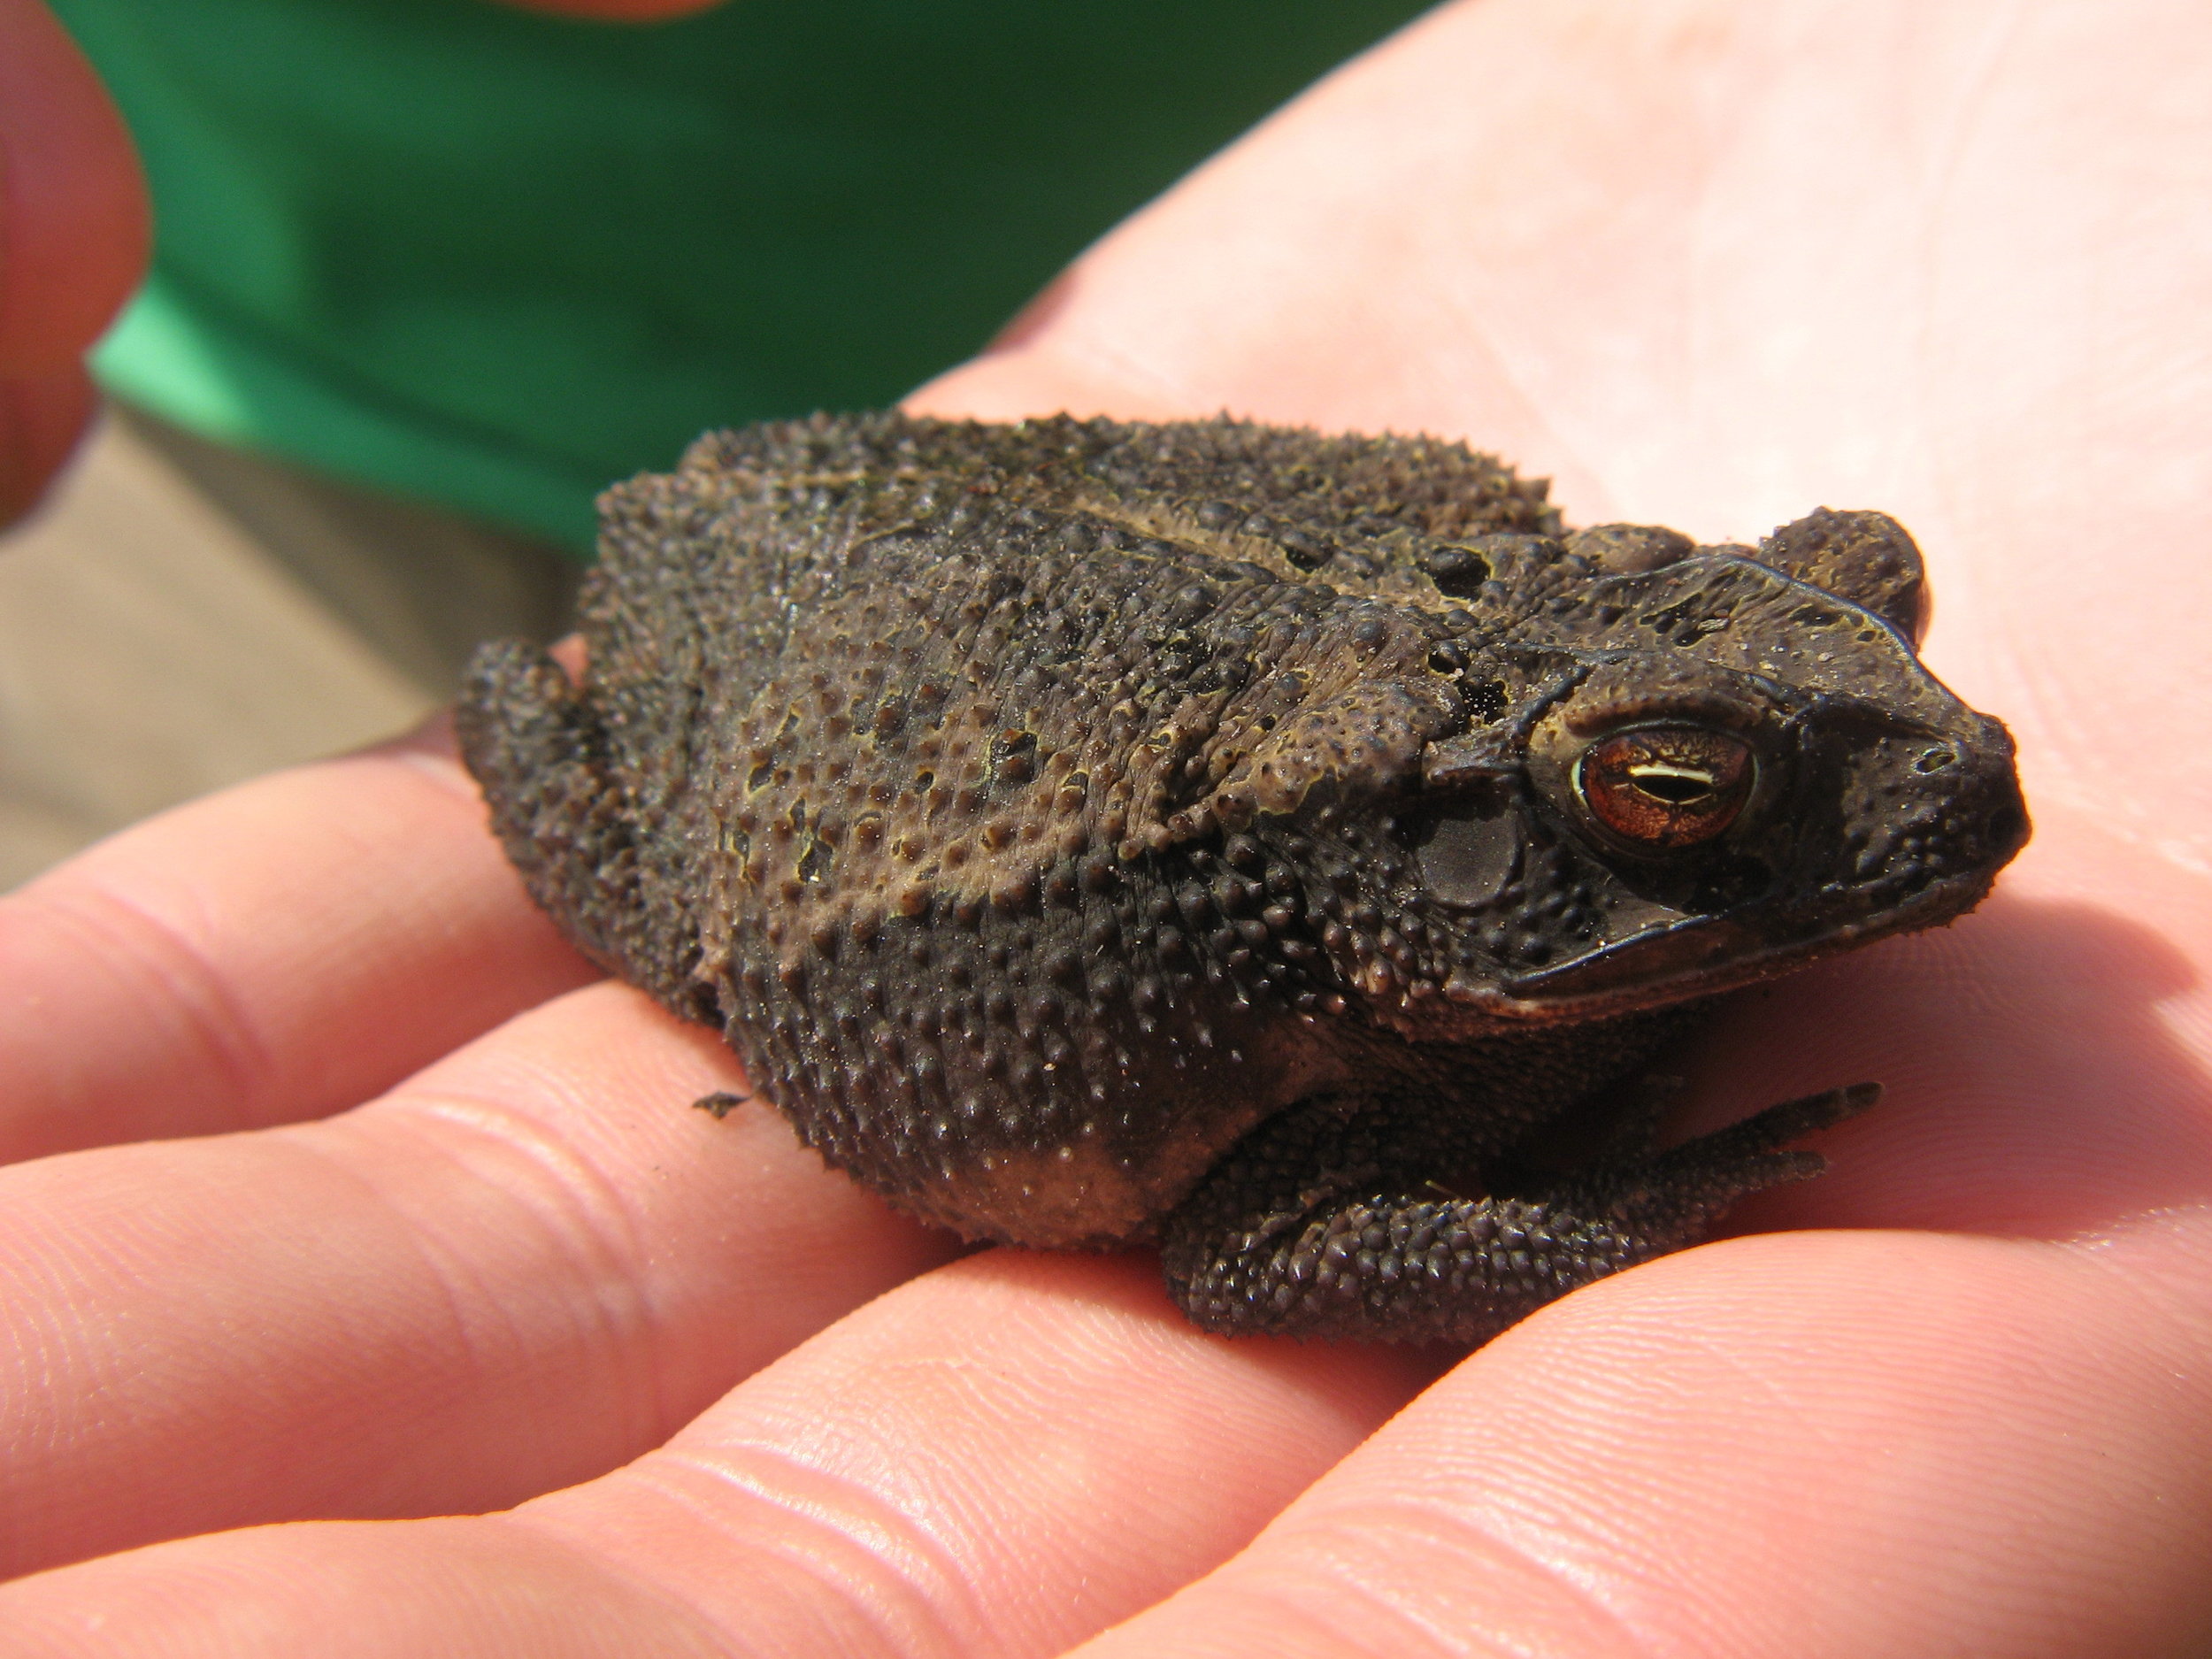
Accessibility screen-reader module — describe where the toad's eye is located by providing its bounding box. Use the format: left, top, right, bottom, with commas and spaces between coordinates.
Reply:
1573, 726, 1755, 850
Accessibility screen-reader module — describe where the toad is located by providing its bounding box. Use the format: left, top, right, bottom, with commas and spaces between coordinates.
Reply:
457, 413, 2026, 1343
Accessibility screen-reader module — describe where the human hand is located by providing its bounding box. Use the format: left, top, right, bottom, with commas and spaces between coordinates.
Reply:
5, 1, 2210, 1653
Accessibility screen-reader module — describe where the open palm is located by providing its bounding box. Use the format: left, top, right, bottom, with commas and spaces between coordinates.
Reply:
4, 2, 2209, 1652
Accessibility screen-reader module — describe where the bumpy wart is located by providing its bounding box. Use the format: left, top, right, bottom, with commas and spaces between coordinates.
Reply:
457, 413, 2026, 1344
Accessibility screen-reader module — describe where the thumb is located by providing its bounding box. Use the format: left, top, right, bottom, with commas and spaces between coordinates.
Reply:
0, 0, 148, 523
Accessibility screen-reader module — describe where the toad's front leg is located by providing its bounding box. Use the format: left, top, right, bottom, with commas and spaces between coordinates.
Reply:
1159, 1083, 1879, 1344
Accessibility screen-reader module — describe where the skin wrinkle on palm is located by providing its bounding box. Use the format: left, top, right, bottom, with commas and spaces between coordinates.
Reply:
0, 0, 2207, 1654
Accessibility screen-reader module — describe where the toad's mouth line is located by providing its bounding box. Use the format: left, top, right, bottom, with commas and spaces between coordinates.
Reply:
1451, 863, 2009, 1023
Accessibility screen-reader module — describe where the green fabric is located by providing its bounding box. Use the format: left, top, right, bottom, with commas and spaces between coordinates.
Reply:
50, 0, 1434, 555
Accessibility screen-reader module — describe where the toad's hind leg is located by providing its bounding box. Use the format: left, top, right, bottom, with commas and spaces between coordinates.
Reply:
1160, 1084, 1879, 1344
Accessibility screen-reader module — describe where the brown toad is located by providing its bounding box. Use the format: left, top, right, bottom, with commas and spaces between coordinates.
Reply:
457, 413, 2026, 1343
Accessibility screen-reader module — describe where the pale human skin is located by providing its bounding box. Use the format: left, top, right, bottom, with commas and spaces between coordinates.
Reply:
3, 0, 2210, 1651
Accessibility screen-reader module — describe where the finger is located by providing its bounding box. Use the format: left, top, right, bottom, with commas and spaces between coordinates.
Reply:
0, 718, 596, 1164
1062, 1225, 2212, 1659
0, 977, 956, 1579
0, 0, 147, 372
0, 361, 95, 526
0, 0, 149, 522
0, 1251, 1439, 1658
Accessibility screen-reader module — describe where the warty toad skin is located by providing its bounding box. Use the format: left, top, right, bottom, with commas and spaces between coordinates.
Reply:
457, 413, 2027, 1343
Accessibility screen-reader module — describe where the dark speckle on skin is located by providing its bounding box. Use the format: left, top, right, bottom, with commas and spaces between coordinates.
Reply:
457, 412, 2027, 1344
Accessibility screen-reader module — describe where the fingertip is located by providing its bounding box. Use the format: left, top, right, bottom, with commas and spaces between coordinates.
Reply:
0, 0, 150, 372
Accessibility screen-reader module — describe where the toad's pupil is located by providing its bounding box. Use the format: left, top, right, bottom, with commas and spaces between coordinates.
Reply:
1625, 764, 1718, 804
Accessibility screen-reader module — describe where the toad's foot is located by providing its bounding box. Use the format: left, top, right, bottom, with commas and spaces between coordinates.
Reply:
1159, 1082, 1879, 1344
